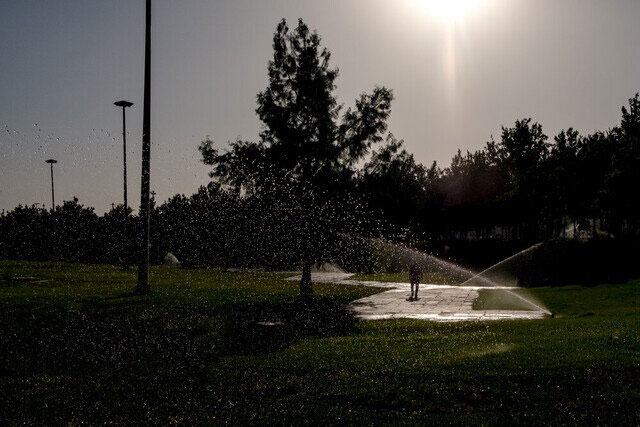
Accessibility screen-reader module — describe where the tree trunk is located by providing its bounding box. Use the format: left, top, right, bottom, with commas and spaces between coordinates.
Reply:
300, 258, 313, 299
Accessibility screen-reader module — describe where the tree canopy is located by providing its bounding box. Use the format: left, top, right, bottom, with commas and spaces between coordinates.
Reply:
199, 19, 393, 194
199, 19, 394, 297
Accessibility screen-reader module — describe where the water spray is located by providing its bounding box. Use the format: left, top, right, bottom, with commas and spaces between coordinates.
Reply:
459, 242, 544, 287
344, 235, 552, 315
502, 289, 552, 315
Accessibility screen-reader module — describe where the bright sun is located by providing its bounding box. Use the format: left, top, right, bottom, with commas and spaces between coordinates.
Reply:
415, 0, 485, 24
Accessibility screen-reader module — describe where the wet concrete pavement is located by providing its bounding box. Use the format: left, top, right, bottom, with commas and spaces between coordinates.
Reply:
286, 273, 547, 322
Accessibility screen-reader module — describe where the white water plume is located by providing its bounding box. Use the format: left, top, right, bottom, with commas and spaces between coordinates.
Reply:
367, 237, 551, 314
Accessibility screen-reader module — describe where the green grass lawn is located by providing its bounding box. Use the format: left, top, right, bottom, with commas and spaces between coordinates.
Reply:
1, 260, 639, 424
472, 288, 548, 311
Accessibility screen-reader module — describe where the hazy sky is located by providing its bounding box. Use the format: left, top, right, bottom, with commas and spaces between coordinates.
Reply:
1, 0, 639, 213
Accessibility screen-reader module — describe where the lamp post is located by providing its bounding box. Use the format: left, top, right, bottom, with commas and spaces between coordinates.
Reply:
114, 100, 133, 268
45, 159, 58, 235
137, 0, 152, 294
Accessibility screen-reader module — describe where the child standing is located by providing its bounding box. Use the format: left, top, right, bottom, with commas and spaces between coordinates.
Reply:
408, 263, 422, 301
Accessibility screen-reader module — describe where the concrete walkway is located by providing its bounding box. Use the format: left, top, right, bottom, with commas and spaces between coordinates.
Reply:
286, 273, 547, 322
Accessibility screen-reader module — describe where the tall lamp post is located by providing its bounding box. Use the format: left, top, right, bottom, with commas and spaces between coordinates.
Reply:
137, 0, 152, 294
114, 100, 133, 268
45, 159, 58, 237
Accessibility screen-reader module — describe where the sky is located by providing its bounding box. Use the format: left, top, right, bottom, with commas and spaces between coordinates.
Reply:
1, 0, 639, 213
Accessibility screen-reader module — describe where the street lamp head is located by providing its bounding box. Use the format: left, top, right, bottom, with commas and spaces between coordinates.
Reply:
46, 159, 58, 164
114, 100, 134, 108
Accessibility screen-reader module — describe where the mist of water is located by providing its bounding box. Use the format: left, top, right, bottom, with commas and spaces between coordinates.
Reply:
459, 242, 544, 287
371, 238, 478, 284
368, 238, 551, 315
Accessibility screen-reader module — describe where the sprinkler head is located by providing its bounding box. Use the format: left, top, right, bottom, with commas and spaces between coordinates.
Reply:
550, 313, 555, 318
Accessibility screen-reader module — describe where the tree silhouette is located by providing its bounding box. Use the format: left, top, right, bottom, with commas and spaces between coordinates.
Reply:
360, 135, 428, 234
200, 18, 393, 297
3, 91, 640, 274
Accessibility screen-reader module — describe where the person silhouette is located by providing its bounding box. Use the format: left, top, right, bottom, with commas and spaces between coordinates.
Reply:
408, 262, 422, 301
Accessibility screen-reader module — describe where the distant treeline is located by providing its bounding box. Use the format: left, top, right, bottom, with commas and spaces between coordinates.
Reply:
360, 93, 640, 242
1, 94, 639, 269
0, 187, 376, 271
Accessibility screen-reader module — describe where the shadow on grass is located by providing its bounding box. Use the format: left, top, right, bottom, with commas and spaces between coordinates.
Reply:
0, 295, 359, 379
220, 297, 359, 355
86, 290, 141, 303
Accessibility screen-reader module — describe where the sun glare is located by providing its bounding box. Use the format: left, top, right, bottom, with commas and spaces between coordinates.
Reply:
415, 0, 485, 24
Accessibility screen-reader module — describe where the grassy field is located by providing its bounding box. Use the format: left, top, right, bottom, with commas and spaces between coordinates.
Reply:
1, 260, 639, 424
